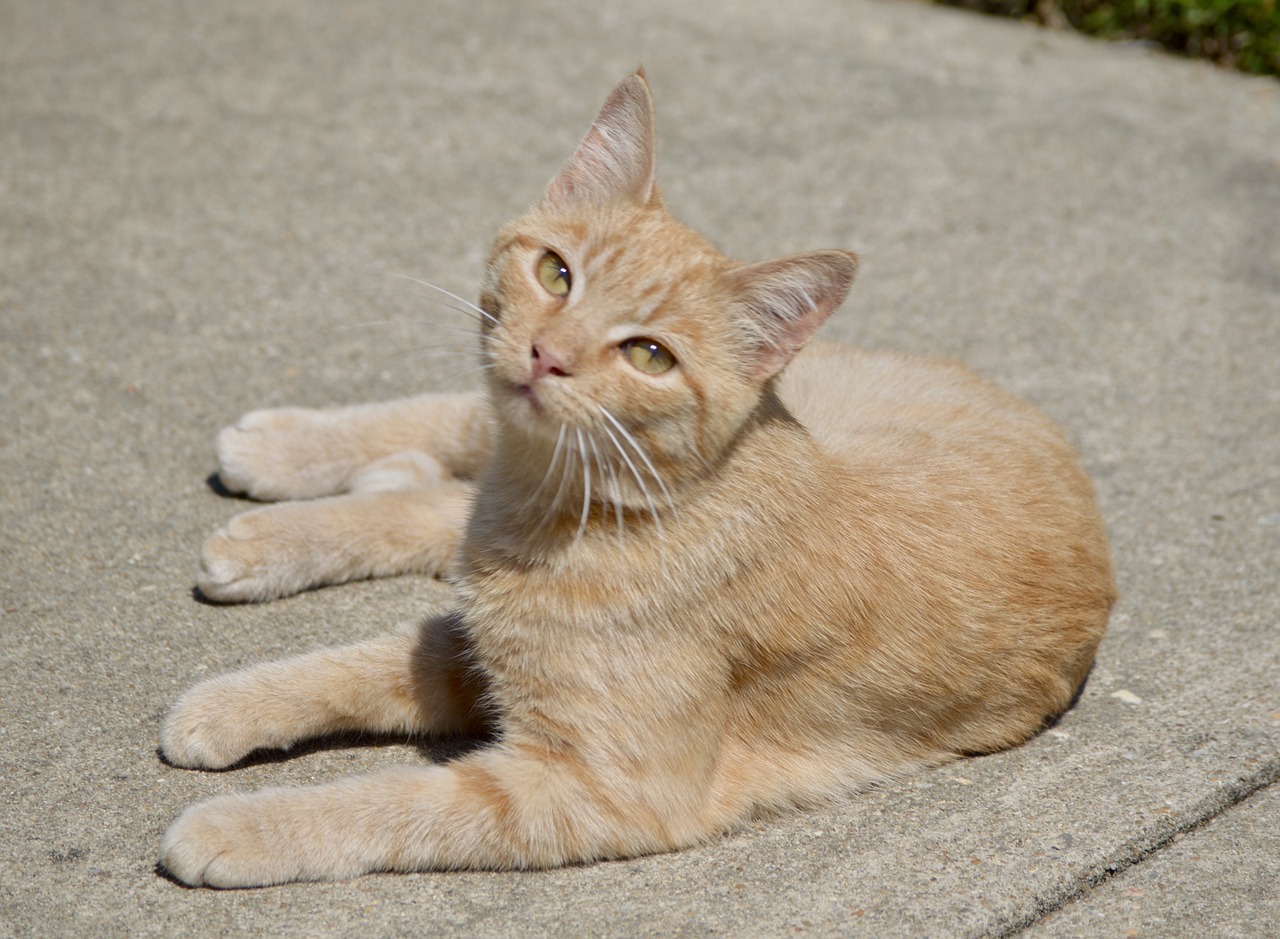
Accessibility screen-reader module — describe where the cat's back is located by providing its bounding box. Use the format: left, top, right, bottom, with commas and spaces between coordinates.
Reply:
779, 340, 1114, 632
758, 340, 1114, 761
782, 340, 1088, 499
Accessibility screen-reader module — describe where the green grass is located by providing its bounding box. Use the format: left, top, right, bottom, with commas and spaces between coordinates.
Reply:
939, 0, 1280, 77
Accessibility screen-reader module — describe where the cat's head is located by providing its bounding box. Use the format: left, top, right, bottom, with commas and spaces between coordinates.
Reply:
478, 72, 857, 510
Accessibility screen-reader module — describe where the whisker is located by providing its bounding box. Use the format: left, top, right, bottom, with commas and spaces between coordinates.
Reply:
548, 425, 576, 519
379, 272, 499, 327
598, 416, 663, 541
584, 430, 622, 536
523, 423, 567, 517
599, 407, 676, 517
382, 343, 474, 362
601, 441, 625, 535
296, 293, 484, 341
573, 429, 592, 544
365, 283, 485, 329
434, 363, 493, 385
365, 345, 489, 389
412, 321, 485, 340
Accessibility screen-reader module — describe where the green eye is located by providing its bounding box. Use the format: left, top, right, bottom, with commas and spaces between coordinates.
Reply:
537, 251, 571, 297
622, 338, 677, 375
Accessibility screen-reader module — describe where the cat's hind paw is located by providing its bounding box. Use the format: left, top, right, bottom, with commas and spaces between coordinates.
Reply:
196, 507, 320, 603
216, 408, 355, 501
196, 482, 465, 603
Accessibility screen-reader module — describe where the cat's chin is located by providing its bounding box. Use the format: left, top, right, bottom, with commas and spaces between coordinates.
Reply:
493, 381, 544, 422
492, 386, 568, 445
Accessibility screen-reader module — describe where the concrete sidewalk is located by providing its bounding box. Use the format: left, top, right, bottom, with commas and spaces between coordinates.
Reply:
2, 0, 1276, 934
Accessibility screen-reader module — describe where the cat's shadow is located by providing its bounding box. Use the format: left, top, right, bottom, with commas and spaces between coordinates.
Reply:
204, 472, 241, 499
155, 730, 492, 774
190, 473, 243, 605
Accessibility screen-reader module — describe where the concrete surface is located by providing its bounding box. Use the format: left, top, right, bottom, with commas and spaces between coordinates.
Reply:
1028, 783, 1280, 937
2, 0, 1277, 935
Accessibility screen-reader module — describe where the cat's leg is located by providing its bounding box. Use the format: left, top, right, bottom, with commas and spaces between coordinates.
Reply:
160, 628, 727, 886
197, 451, 473, 603
159, 738, 714, 888
161, 614, 486, 770
192, 450, 473, 603
215, 392, 492, 501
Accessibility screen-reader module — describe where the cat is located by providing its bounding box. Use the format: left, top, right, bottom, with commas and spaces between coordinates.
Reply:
158, 71, 1115, 888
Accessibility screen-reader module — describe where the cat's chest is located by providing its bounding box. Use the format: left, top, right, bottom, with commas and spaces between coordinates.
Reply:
456, 425, 835, 653
453, 551, 712, 712
458, 540, 681, 639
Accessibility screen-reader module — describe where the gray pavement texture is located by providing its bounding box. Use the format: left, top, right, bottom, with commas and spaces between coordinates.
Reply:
2, 0, 1277, 936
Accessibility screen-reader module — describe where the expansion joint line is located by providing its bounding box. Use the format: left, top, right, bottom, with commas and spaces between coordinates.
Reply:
983, 758, 1280, 938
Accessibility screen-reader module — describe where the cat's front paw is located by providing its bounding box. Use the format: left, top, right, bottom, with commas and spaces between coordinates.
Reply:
161, 790, 348, 888
161, 675, 288, 770
196, 506, 316, 603
216, 408, 353, 501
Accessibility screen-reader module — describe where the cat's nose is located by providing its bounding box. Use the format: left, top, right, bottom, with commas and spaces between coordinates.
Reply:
530, 342, 571, 381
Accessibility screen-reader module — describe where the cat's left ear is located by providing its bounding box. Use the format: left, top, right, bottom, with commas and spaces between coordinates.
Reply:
729, 250, 859, 380
542, 71, 657, 208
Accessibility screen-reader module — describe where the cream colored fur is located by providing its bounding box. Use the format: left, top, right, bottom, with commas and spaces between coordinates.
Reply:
160, 72, 1114, 888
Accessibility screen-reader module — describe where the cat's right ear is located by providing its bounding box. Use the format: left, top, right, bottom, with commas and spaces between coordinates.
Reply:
542, 71, 657, 208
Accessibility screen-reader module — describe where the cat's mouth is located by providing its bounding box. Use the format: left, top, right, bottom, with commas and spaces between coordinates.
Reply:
514, 383, 543, 413
494, 371, 573, 431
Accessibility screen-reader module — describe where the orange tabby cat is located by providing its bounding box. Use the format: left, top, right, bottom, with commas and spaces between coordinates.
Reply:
159, 72, 1114, 887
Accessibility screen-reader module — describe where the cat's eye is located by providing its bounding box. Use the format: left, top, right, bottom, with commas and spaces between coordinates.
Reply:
537, 251, 572, 297
621, 338, 677, 375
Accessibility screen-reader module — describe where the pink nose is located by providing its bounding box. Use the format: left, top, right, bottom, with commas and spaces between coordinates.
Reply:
530, 343, 571, 381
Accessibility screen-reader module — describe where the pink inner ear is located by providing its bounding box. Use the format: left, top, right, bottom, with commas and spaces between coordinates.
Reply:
543, 72, 657, 208
730, 251, 859, 380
